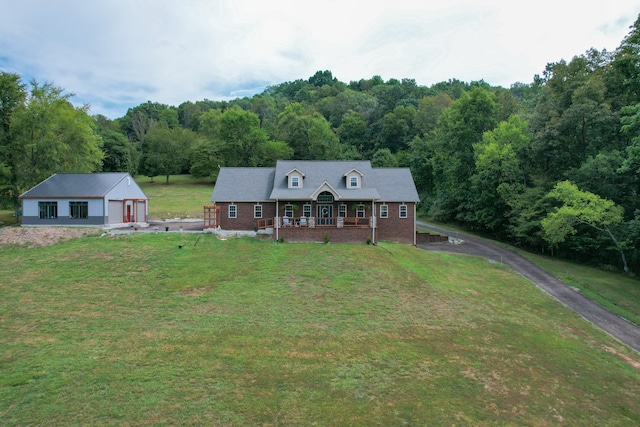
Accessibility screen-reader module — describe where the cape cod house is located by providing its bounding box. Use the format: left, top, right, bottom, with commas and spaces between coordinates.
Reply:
210, 160, 420, 244
20, 172, 148, 227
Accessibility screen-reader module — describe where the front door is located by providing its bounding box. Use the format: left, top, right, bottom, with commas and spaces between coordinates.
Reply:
317, 204, 333, 225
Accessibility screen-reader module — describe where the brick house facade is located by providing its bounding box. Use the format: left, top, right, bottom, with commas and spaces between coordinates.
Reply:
211, 161, 420, 244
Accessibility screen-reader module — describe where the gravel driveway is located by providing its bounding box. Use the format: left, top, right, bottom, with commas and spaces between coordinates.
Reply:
417, 222, 640, 354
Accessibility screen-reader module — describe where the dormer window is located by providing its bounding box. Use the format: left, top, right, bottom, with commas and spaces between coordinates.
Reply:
287, 168, 305, 189
344, 168, 363, 189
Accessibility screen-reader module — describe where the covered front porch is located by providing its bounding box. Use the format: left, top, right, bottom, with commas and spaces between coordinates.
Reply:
256, 194, 378, 243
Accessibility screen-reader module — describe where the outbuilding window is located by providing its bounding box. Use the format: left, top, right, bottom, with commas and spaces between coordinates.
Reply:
39, 201, 58, 219
69, 201, 88, 219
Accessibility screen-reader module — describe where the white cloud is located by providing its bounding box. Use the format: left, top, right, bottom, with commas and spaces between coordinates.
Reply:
1, 0, 638, 118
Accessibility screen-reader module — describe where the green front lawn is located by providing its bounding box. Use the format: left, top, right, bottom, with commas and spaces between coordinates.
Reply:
1, 235, 638, 425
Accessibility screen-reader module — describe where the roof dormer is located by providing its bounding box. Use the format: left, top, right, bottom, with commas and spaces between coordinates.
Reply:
344, 168, 363, 189
286, 168, 305, 189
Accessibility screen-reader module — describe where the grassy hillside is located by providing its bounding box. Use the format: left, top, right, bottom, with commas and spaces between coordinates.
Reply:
1, 234, 638, 425
521, 251, 640, 327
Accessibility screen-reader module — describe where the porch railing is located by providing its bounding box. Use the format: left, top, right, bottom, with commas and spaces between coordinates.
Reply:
275, 216, 371, 228
257, 217, 275, 230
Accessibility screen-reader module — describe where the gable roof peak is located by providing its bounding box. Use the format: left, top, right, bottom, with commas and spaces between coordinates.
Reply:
285, 167, 305, 177
343, 168, 364, 177
310, 181, 342, 201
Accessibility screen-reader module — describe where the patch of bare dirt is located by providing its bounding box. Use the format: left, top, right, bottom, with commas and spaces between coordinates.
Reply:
602, 346, 640, 369
0, 227, 101, 247
181, 286, 212, 297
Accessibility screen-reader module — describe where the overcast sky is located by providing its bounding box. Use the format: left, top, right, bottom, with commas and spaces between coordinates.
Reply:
1, 1, 639, 119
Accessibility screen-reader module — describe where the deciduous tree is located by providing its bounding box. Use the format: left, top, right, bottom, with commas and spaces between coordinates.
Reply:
0, 72, 26, 214
542, 181, 628, 271
10, 80, 103, 193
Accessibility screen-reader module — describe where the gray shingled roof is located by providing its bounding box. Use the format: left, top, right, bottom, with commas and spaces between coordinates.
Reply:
211, 167, 276, 202
369, 168, 420, 202
211, 161, 419, 203
20, 173, 135, 198
270, 160, 380, 201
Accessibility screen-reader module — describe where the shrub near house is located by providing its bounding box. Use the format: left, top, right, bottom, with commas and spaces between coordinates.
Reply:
211, 160, 419, 244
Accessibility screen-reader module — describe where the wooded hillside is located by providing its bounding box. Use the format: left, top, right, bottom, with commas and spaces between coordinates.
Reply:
2, 15, 639, 273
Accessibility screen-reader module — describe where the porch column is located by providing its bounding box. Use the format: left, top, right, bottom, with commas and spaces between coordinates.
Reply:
371, 200, 376, 244
413, 203, 417, 245
275, 200, 279, 241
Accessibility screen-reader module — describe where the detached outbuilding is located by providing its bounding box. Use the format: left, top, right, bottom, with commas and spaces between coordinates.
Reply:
20, 172, 148, 227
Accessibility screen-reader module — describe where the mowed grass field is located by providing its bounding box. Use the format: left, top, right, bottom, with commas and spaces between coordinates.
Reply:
137, 174, 213, 220
1, 233, 639, 425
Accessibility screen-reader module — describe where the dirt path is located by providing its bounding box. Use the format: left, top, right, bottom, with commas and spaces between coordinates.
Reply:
417, 222, 640, 354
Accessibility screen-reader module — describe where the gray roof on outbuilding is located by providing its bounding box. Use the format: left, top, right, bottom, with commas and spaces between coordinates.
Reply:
20, 173, 143, 198
211, 167, 276, 202
211, 161, 419, 203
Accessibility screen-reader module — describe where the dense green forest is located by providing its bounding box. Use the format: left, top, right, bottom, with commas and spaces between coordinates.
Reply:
2, 16, 640, 274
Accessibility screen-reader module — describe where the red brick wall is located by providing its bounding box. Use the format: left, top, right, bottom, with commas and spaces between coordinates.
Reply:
375, 202, 415, 244
217, 202, 276, 230
216, 201, 416, 245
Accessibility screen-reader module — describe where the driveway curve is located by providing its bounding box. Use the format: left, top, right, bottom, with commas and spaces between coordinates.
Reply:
416, 222, 640, 354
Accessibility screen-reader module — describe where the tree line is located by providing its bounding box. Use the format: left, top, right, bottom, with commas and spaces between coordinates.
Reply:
1, 15, 640, 273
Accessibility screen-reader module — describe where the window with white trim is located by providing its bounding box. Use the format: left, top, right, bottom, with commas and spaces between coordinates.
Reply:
399, 204, 408, 218
303, 204, 311, 218
349, 176, 358, 188
39, 201, 57, 219
284, 204, 294, 218
291, 176, 300, 188
356, 204, 365, 218
254, 204, 262, 218
229, 204, 237, 218
338, 204, 347, 217
69, 201, 88, 219
380, 204, 388, 218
